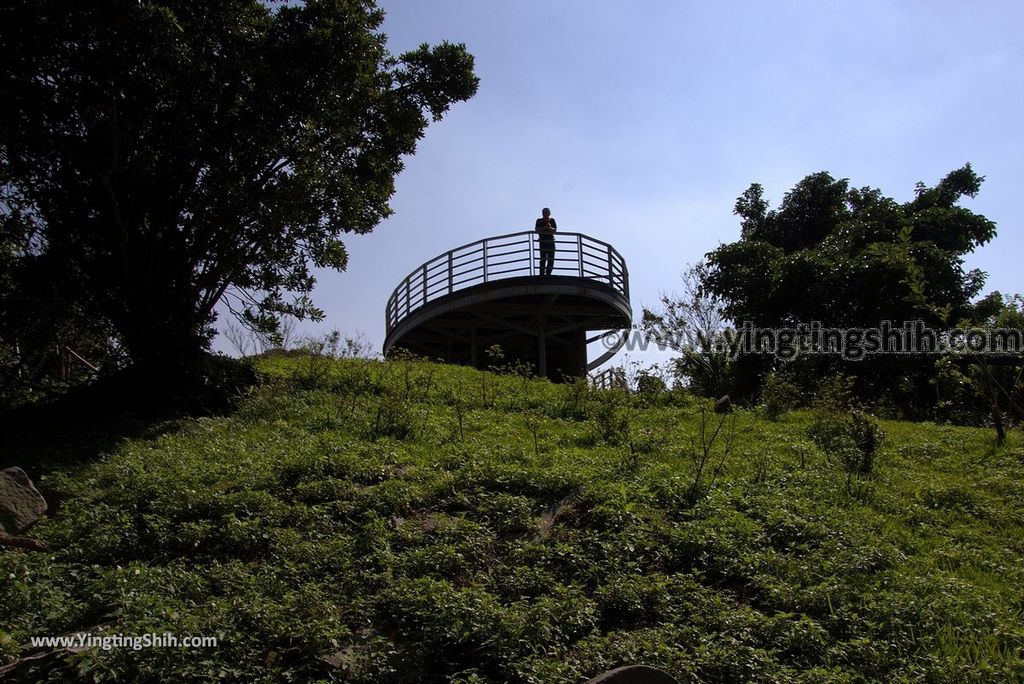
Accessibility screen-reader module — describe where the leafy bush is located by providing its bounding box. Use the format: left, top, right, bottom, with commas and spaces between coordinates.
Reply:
761, 372, 803, 420
815, 373, 857, 411
808, 409, 885, 476
557, 377, 593, 421
589, 390, 631, 445
366, 397, 418, 441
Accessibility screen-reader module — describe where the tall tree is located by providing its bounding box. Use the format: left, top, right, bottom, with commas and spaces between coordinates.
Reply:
707, 166, 995, 329
703, 166, 997, 409
0, 0, 478, 394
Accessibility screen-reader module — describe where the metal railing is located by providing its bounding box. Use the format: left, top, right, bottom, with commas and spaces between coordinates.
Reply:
386, 231, 629, 333
590, 366, 628, 391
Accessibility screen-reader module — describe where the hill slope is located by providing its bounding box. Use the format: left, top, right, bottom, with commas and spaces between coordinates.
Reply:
2, 355, 1023, 682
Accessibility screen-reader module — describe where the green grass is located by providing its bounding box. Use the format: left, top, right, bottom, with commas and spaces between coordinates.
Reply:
2, 354, 1023, 682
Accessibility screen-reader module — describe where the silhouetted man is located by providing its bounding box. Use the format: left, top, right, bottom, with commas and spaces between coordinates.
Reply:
535, 207, 557, 276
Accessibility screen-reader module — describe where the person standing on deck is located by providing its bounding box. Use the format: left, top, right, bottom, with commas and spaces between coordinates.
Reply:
535, 207, 557, 276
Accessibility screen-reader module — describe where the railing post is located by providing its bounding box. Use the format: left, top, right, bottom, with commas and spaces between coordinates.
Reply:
421, 264, 428, 306
405, 278, 410, 317
448, 252, 454, 294
577, 234, 583, 278
482, 241, 488, 282
607, 243, 613, 286
529, 233, 535, 276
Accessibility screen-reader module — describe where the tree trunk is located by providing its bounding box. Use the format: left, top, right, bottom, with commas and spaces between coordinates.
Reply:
104, 284, 217, 409
991, 403, 1006, 447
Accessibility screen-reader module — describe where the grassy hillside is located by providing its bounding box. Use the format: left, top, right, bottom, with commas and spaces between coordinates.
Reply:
2, 354, 1023, 682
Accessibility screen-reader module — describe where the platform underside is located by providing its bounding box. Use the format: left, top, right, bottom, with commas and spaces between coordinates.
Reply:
383, 276, 631, 380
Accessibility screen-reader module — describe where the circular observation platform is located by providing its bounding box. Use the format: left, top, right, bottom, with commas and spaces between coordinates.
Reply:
383, 231, 632, 380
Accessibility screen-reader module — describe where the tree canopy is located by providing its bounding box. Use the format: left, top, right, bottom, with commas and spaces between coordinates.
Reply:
0, 0, 478, 394
706, 165, 996, 329
687, 166, 1001, 411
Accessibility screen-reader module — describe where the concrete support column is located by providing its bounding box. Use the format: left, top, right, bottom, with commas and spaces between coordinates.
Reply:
571, 327, 587, 379
470, 326, 478, 369
537, 327, 547, 378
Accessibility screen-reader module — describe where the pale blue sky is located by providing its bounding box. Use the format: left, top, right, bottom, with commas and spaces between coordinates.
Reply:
217, 1, 1023, 366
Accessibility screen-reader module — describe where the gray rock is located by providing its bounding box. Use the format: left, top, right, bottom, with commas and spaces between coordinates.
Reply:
584, 665, 678, 684
0, 467, 48, 534
537, 492, 577, 539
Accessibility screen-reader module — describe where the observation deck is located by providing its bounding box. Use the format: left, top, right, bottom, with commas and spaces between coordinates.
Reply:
383, 231, 631, 380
